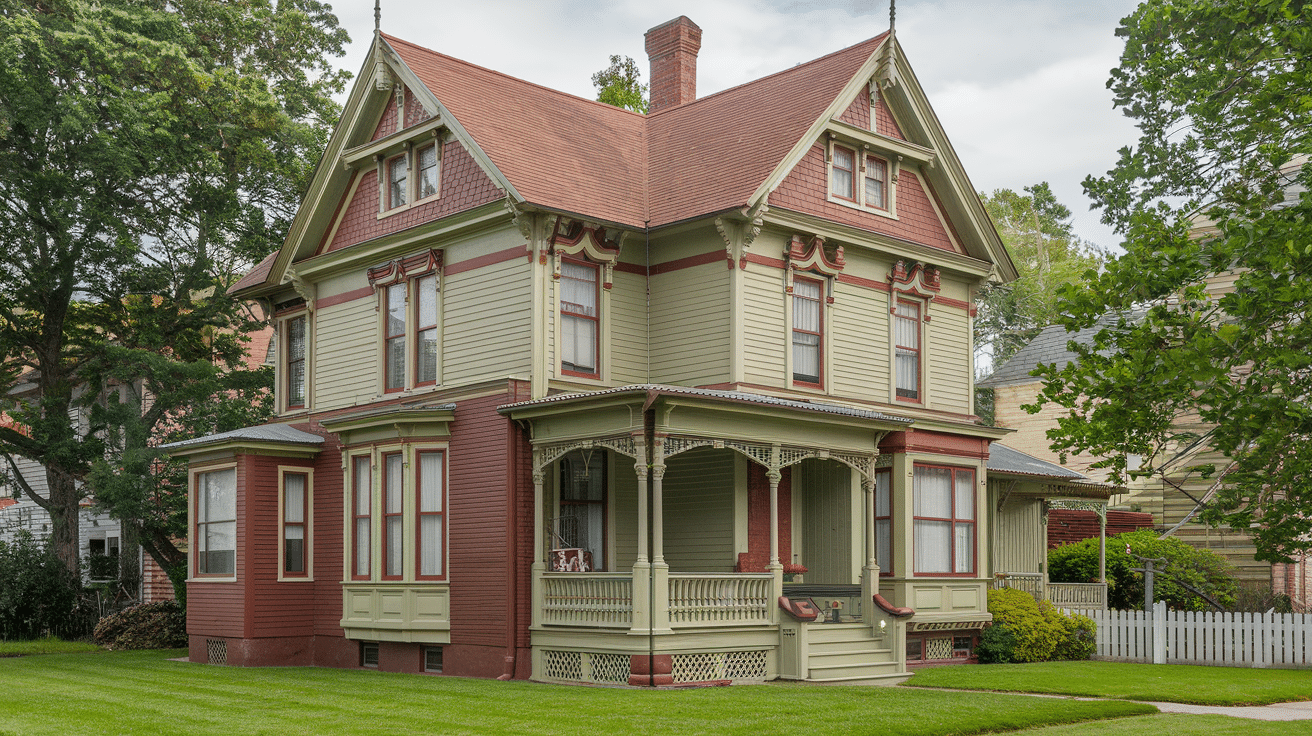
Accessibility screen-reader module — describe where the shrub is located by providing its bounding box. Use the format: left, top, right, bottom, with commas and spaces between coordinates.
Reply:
1048, 530, 1237, 611
1054, 612, 1097, 661
94, 601, 187, 650
975, 623, 1018, 664
0, 530, 86, 640
984, 587, 1096, 663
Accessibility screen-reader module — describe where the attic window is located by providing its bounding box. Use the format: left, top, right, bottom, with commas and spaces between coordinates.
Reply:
828, 138, 898, 217
377, 137, 442, 215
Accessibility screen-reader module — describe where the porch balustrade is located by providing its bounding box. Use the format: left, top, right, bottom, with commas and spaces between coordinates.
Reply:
541, 573, 632, 628
1046, 582, 1107, 610
668, 573, 773, 627
991, 572, 1045, 599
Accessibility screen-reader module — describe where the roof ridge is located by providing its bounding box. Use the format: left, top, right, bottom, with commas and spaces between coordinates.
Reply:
382, 33, 648, 120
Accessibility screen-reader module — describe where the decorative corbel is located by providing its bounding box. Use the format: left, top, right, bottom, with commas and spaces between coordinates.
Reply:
714, 216, 735, 269
285, 266, 316, 315
738, 203, 769, 269
504, 196, 534, 252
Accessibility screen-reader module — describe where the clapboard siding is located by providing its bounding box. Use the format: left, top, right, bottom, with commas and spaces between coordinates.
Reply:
612, 454, 639, 571
314, 298, 378, 410
661, 448, 735, 572
742, 265, 787, 386
247, 454, 318, 637
610, 269, 648, 384
650, 263, 731, 386
929, 307, 972, 413
443, 259, 533, 385
832, 278, 890, 397
992, 488, 1043, 575
187, 455, 251, 638
797, 459, 853, 584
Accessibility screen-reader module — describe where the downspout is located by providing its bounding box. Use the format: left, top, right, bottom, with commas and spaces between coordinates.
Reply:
644, 220, 654, 685
498, 411, 520, 680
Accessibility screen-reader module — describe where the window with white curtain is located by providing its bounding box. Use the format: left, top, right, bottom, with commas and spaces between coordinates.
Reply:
352, 457, 371, 579
894, 299, 921, 401
792, 278, 823, 385
382, 453, 403, 579
875, 469, 892, 575
195, 468, 237, 575
282, 472, 308, 576
417, 451, 445, 578
415, 275, 439, 386
385, 283, 407, 392
560, 260, 599, 377
912, 465, 975, 575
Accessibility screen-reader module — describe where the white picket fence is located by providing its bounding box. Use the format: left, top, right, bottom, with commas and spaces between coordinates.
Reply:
1077, 601, 1312, 668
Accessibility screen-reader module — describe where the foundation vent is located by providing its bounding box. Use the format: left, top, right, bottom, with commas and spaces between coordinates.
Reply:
205, 639, 227, 666
540, 650, 632, 684
671, 650, 768, 683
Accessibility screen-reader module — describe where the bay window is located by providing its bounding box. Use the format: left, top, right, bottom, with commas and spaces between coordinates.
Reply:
382, 453, 403, 579
560, 260, 599, 378
195, 468, 237, 576
791, 278, 823, 386
416, 451, 445, 579
352, 457, 371, 579
912, 465, 975, 576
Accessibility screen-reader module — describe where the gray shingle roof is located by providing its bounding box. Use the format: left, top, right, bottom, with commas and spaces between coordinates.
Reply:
160, 423, 324, 451
987, 443, 1088, 480
978, 311, 1137, 388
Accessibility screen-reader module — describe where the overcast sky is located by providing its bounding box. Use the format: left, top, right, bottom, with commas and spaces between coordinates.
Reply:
331, 0, 1143, 251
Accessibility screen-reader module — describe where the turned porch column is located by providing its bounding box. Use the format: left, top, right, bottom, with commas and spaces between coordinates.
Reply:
767, 444, 784, 622
630, 433, 651, 634
650, 435, 671, 633
530, 451, 546, 629
861, 466, 880, 627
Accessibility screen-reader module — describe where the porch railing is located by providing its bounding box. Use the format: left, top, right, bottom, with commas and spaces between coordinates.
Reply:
541, 573, 632, 628
1047, 582, 1107, 610
668, 573, 773, 627
991, 572, 1045, 599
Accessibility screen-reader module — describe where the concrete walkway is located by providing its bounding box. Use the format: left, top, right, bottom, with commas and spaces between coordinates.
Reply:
1143, 699, 1312, 721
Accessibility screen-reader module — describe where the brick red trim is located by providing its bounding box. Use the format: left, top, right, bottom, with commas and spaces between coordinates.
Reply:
649, 250, 724, 275
444, 246, 524, 277
880, 430, 989, 459
613, 261, 646, 276
742, 253, 787, 270
836, 272, 891, 292
316, 286, 375, 310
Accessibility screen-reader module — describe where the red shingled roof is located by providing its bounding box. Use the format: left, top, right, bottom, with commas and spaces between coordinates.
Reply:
229, 251, 278, 294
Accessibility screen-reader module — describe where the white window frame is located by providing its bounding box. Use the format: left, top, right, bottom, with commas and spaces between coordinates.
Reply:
190, 463, 238, 582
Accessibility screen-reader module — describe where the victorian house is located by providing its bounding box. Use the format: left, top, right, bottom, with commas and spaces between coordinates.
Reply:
165, 17, 1106, 684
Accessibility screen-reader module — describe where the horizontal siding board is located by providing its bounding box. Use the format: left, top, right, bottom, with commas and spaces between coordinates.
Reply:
650, 262, 730, 385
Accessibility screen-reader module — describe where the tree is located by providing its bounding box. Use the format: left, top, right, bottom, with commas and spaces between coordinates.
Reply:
1031, 0, 1312, 562
974, 183, 1105, 422
592, 55, 649, 114
0, 0, 349, 588
1048, 530, 1237, 611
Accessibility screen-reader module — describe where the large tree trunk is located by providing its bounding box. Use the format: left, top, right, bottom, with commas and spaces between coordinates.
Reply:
45, 467, 83, 577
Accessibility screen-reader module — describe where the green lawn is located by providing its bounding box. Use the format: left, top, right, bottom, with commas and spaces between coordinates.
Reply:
1018, 714, 1312, 735
906, 660, 1312, 706
0, 637, 103, 657
0, 650, 1154, 735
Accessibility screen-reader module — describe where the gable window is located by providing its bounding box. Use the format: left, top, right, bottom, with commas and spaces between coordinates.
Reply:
416, 451, 445, 579
791, 278, 823, 385
286, 315, 307, 410
913, 465, 975, 576
875, 468, 892, 575
282, 472, 309, 577
560, 260, 599, 378
352, 457, 371, 579
387, 154, 408, 209
865, 155, 888, 210
385, 283, 407, 392
557, 451, 606, 570
415, 275, 439, 386
416, 144, 439, 200
894, 299, 922, 402
830, 145, 856, 201
382, 453, 403, 579
195, 468, 237, 576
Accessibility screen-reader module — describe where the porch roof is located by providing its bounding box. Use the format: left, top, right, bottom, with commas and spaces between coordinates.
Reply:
497, 384, 913, 425
159, 423, 325, 454
987, 444, 1086, 480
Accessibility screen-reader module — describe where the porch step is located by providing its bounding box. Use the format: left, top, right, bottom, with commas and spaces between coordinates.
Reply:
808, 637, 890, 654
807, 648, 893, 666
808, 660, 902, 680
807, 670, 911, 687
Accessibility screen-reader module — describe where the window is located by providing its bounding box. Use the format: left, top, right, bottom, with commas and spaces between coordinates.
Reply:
416, 143, 439, 200
196, 468, 237, 576
875, 469, 891, 575
912, 465, 975, 576
382, 453, 403, 579
415, 275, 439, 386
894, 299, 921, 402
88, 536, 119, 581
286, 315, 307, 409
424, 646, 443, 673
830, 145, 856, 201
387, 154, 408, 209
282, 472, 308, 576
557, 451, 606, 570
385, 283, 407, 392
865, 155, 888, 210
416, 451, 445, 579
560, 260, 599, 377
352, 457, 371, 579
792, 278, 823, 385
361, 642, 380, 668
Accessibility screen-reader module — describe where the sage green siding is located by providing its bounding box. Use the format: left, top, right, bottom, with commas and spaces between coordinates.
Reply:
649, 263, 730, 386
443, 256, 532, 385
661, 448, 735, 572
832, 278, 890, 397
797, 460, 854, 584
314, 296, 378, 410
742, 265, 786, 386
929, 305, 972, 413
609, 269, 648, 384
991, 487, 1043, 575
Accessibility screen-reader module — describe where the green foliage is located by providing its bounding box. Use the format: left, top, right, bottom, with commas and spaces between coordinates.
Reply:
1054, 613, 1097, 661
592, 55, 649, 113
1031, 0, 1312, 562
93, 601, 187, 650
974, 621, 1019, 664
0, 531, 88, 640
1048, 530, 1237, 610
984, 587, 1096, 663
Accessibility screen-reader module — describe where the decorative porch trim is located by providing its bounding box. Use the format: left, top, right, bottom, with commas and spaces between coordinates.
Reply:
909, 621, 987, 632
663, 437, 880, 483
1044, 498, 1107, 520
532, 435, 642, 472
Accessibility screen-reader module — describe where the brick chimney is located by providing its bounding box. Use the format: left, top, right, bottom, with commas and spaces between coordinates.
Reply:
645, 16, 702, 113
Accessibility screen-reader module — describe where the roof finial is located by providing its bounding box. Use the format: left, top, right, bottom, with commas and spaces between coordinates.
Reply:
372, 0, 392, 91
374, 0, 381, 34
877, 0, 899, 89
889, 0, 895, 35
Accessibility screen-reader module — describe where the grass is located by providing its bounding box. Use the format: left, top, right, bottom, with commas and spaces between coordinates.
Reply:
1017, 714, 1312, 735
0, 650, 1154, 736
906, 660, 1312, 706
0, 636, 103, 657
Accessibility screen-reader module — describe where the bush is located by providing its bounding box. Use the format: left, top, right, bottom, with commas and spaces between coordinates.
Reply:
0, 531, 87, 640
1048, 530, 1237, 611
984, 587, 1096, 663
93, 601, 187, 650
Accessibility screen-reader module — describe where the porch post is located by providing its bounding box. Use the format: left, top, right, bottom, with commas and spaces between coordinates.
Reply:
650, 436, 671, 633
861, 466, 879, 628
767, 444, 784, 622
630, 433, 651, 634
1098, 506, 1107, 584
530, 451, 546, 629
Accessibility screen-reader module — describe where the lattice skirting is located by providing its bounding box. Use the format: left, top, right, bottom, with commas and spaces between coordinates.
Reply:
924, 637, 954, 660
540, 650, 631, 685
671, 650, 768, 683
205, 638, 227, 666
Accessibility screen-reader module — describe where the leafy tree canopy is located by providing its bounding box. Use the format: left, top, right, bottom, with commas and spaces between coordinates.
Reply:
592, 54, 649, 114
1031, 0, 1312, 562
1049, 530, 1237, 611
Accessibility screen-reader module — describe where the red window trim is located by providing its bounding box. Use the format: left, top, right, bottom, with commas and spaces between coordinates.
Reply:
385, 152, 408, 210
384, 283, 407, 393
351, 456, 371, 581
559, 451, 607, 572
285, 314, 307, 411
791, 275, 824, 388
875, 467, 893, 577
415, 450, 446, 581
894, 298, 922, 404
414, 142, 440, 202
413, 275, 439, 388
830, 143, 857, 201
282, 471, 309, 577
911, 464, 976, 578
865, 154, 889, 210
381, 452, 404, 580
559, 258, 600, 380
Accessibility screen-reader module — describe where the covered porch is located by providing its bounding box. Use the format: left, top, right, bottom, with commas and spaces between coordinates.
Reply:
500, 385, 913, 685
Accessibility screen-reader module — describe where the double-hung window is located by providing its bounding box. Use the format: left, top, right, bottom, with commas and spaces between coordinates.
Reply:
875, 469, 892, 575
416, 144, 439, 200
352, 457, 371, 579
382, 453, 404, 579
195, 468, 237, 576
416, 451, 445, 579
415, 275, 439, 386
865, 155, 888, 210
791, 278, 823, 385
560, 260, 599, 378
380, 141, 441, 213
830, 145, 856, 201
912, 465, 975, 576
385, 284, 407, 392
286, 315, 307, 410
558, 451, 606, 570
282, 472, 308, 577
894, 299, 922, 402
387, 154, 408, 210
829, 141, 894, 213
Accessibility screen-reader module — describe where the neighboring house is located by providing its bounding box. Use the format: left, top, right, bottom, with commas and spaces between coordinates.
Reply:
162, 18, 1110, 683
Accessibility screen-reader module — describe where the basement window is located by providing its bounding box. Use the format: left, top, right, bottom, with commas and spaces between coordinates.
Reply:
361, 642, 380, 668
